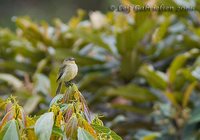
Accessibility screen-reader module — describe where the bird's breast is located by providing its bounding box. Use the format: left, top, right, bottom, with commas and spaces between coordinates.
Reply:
64, 64, 78, 81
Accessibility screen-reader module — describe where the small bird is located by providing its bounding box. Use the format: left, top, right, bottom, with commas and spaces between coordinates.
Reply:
56, 57, 78, 94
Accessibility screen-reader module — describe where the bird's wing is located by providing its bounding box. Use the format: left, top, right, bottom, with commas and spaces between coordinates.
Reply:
56, 64, 66, 82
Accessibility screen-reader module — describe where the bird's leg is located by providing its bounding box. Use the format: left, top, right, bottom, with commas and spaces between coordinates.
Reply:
64, 81, 72, 87
64, 81, 69, 87
69, 80, 73, 86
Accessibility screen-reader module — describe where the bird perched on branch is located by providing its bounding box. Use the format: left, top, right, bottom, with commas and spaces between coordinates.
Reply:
56, 57, 78, 94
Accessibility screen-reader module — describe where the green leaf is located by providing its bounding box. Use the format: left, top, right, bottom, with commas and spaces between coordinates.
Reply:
106, 84, 157, 103
0, 120, 20, 140
72, 29, 112, 53
92, 124, 122, 140
77, 127, 95, 140
182, 82, 197, 107
35, 58, 49, 74
33, 74, 50, 95
120, 50, 141, 81
135, 130, 161, 140
134, 18, 155, 44
23, 95, 41, 114
0, 61, 35, 73
116, 28, 135, 54
139, 64, 167, 90
49, 70, 58, 96
0, 73, 23, 89
188, 107, 200, 124
12, 44, 45, 61
52, 126, 64, 137
111, 104, 152, 115
168, 48, 200, 84
152, 17, 170, 43
34, 112, 54, 140
49, 94, 64, 107
78, 72, 107, 90
192, 66, 200, 80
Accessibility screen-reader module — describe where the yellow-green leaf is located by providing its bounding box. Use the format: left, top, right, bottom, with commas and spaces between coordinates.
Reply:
34, 112, 54, 140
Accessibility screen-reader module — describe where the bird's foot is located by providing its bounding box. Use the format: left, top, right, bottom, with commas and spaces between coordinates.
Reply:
65, 81, 73, 87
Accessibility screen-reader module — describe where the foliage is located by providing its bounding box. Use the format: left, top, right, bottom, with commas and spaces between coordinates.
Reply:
0, 85, 122, 139
0, 0, 200, 139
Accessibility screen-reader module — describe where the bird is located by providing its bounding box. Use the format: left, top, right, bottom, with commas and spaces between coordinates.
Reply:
56, 57, 78, 94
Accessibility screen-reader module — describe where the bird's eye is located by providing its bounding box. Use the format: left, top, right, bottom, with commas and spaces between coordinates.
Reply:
64, 57, 75, 61
69, 58, 75, 61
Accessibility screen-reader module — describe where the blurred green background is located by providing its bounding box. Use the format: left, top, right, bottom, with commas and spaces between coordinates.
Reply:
0, 0, 118, 28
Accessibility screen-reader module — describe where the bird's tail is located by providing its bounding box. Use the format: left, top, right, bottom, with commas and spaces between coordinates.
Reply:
56, 82, 62, 95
